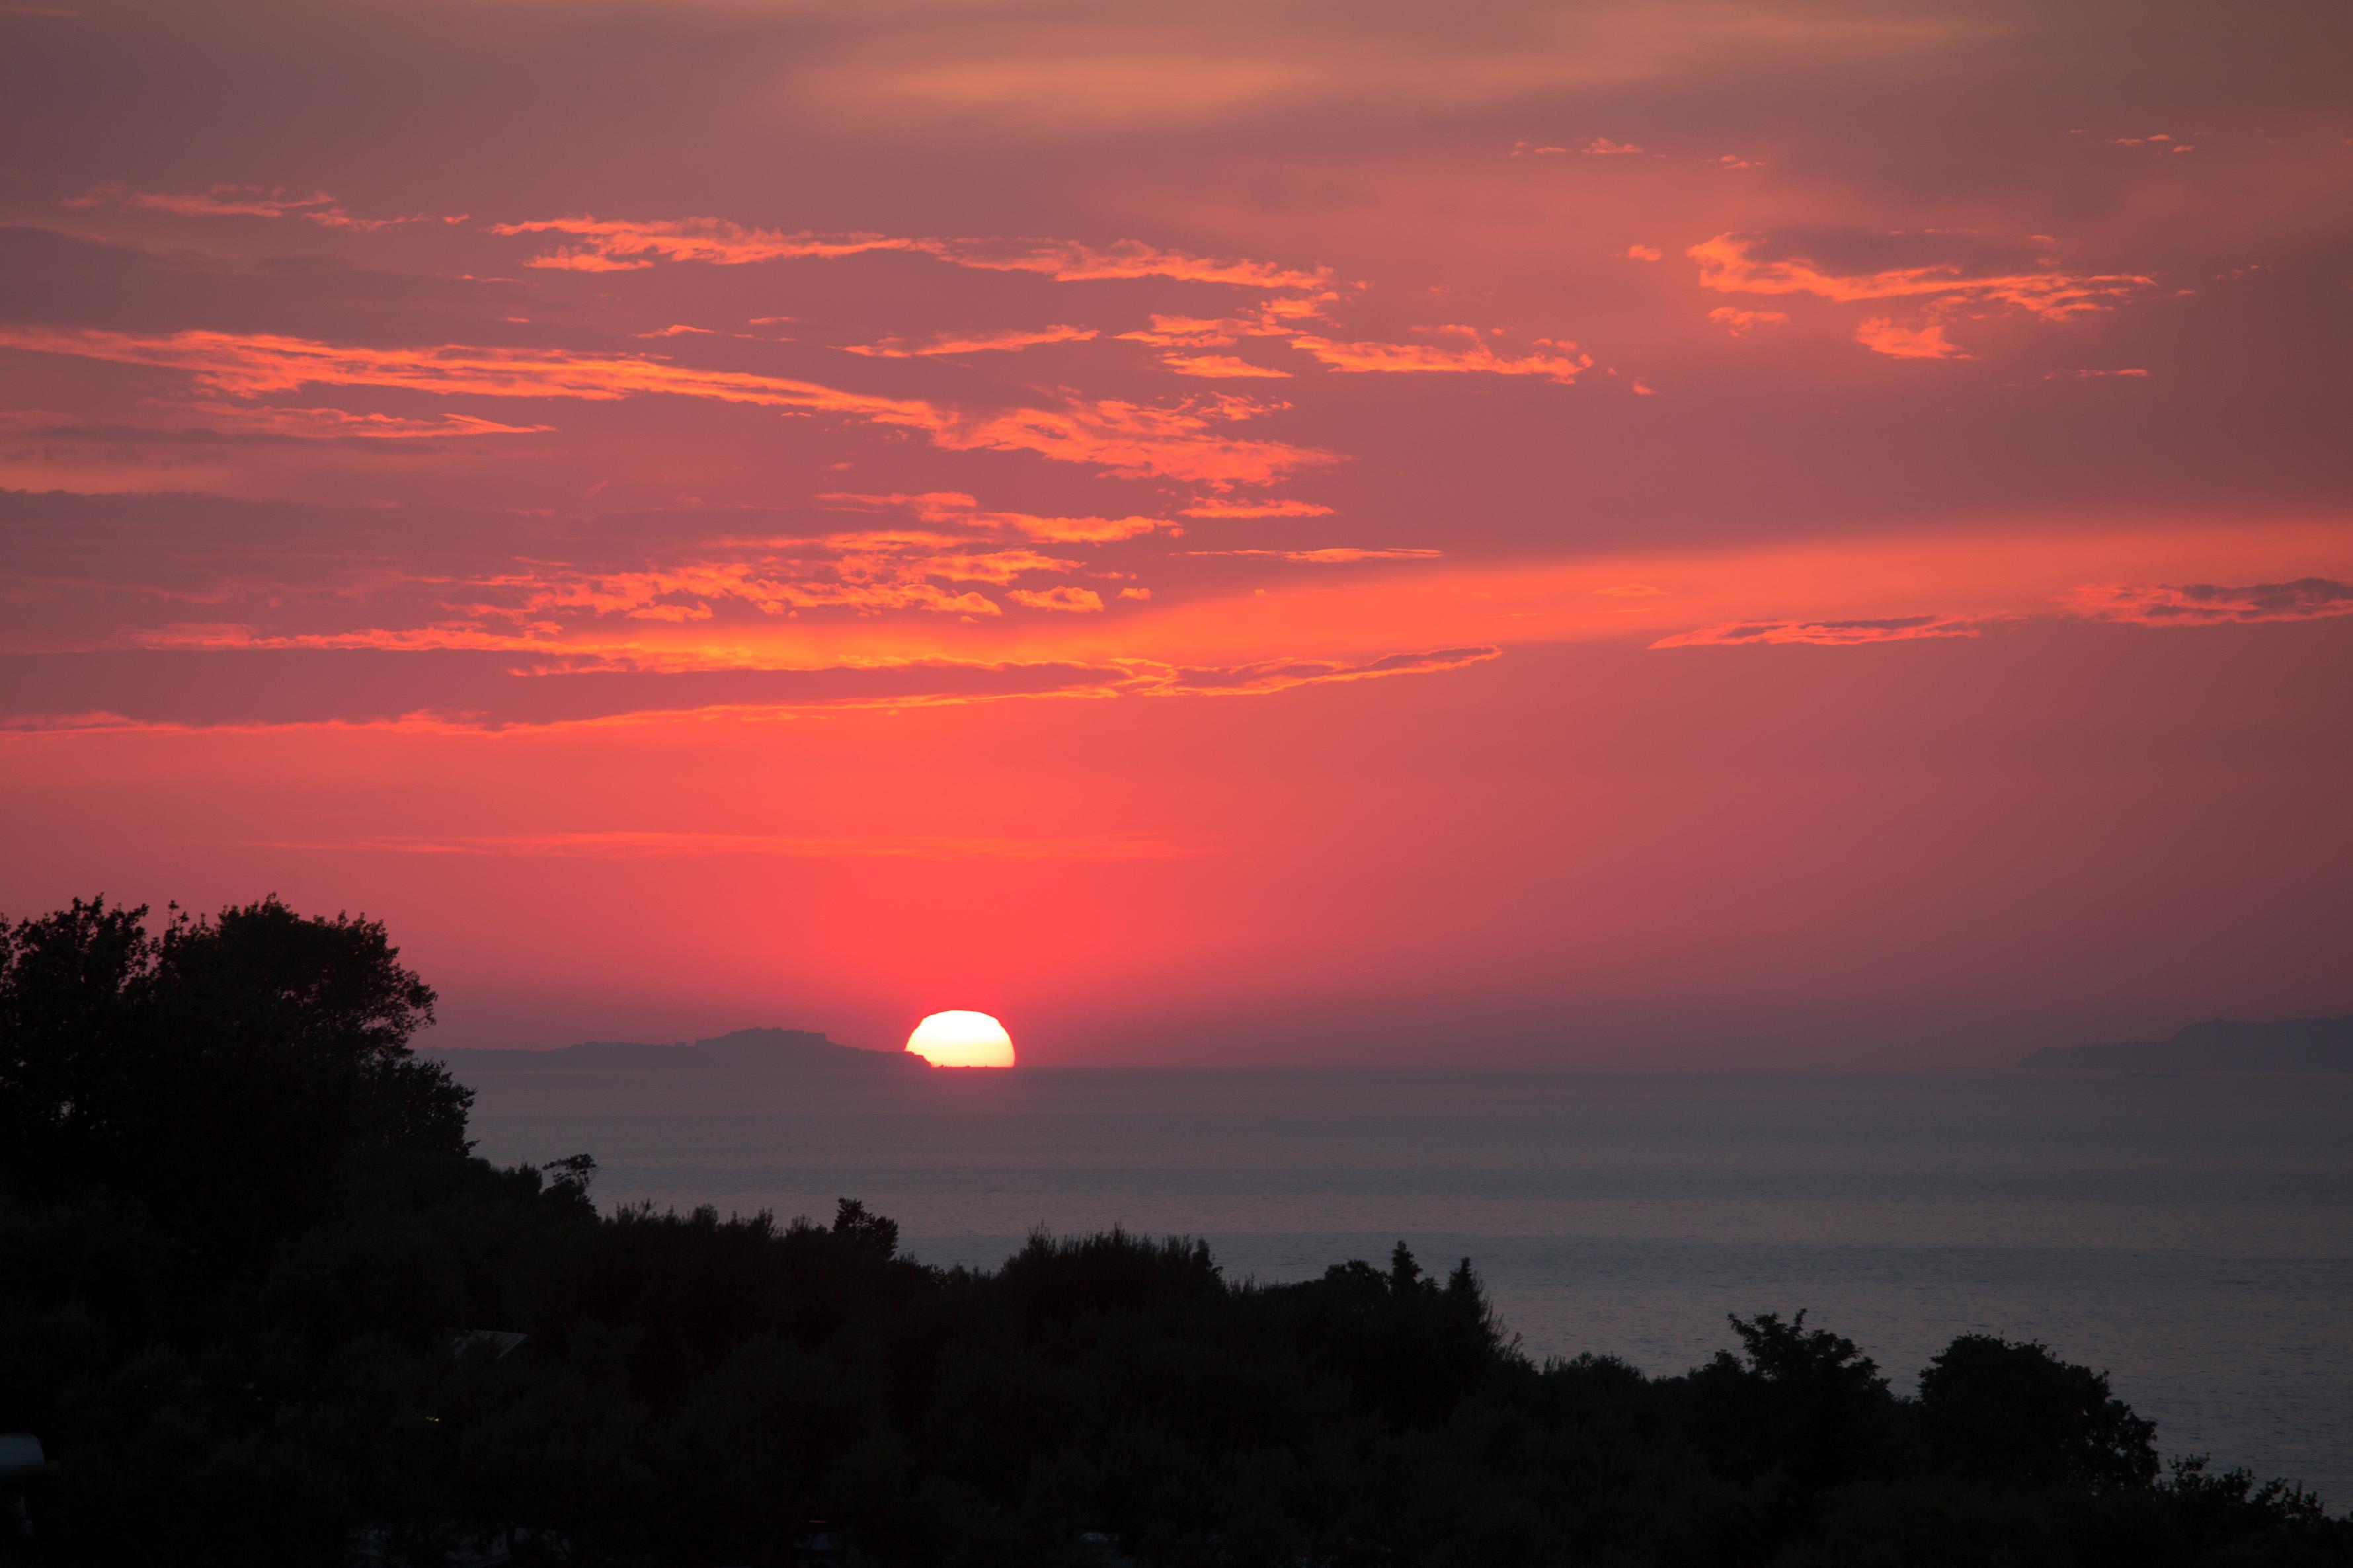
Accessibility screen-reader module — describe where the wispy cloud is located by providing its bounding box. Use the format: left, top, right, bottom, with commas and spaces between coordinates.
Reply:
1146, 645, 1502, 696
0, 642, 1504, 732
0, 326, 1328, 485
1179, 499, 1334, 520
1005, 585, 1105, 612
842, 324, 1097, 358
1691, 231, 2155, 322
486, 216, 1335, 293
819, 490, 1171, 543
2062, 577, 2353, 627
1289, 325, 1589, 384
1652, 615, 1983, 648
1706, 305, 1788, 336
1160, 353, 1293, 379
1652, 577, 2353, 649
2, 402, 553, 444
67, 182, 448, 231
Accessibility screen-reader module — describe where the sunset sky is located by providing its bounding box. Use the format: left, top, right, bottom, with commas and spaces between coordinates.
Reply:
3, 0, 2348, 1062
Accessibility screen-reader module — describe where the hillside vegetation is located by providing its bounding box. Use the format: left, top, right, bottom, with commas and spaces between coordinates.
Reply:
3, 898, 2345, 1567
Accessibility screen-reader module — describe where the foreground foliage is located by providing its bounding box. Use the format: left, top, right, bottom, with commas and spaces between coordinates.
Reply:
2, 899, 2346, 1567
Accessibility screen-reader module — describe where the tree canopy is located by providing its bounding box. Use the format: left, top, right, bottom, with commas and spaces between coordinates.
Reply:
0, 895, 468, 1244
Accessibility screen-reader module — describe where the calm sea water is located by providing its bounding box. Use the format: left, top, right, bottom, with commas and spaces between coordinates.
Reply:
454, 1067, 2353, 1507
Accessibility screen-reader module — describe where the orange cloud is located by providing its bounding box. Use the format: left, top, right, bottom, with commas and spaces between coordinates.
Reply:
943, 393, 1329, 487
842, 324, 1097, 358
1624, 245, 1663, 261
1583, 137, 1645, 155
487, 216, 1334, 293
1179, 499, 1334, 520
1114, 314, 1244, 347
1006, 586, 1106, 612
1707, 305, 1788, 335
1290, 325, 1589, 383
1161, 353, 1293, 379
304, 210, 436, 232
1691, 232, 2154, 321
0, 326, 1324, 485
820, 490, 1170, 543
1854, 317, 1968, 360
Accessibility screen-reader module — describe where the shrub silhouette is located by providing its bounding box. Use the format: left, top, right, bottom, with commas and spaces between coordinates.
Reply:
0, 895, 2344, 1566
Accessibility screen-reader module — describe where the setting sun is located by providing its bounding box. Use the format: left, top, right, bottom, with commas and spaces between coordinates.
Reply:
905, 1010, 1017, 1068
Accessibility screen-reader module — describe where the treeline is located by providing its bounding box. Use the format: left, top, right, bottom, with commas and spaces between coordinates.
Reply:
2, 900, 2346, 1567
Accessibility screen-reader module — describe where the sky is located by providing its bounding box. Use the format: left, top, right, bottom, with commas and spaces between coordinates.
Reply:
2, 0, 2349, 1064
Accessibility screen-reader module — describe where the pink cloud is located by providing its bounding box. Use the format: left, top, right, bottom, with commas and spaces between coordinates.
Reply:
2061, 578, 2353, 627
67, 182, 335, 218
1583, 137, 1645, 156
1652, 615, 1983, 648
66, 183, 445, 230
304, 210, 436, 232
1648, 578, 2353, 653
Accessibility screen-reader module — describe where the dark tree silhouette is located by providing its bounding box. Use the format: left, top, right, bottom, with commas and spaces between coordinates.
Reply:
1, 895, 2344, 1566
1920, 1333, 2160, 1491
0, 894, 467, 1239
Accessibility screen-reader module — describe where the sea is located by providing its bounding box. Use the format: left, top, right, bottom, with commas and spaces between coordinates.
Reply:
453, 1065, 2353, 1507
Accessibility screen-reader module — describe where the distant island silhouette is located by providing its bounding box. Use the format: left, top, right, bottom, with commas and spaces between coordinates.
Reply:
2021, 1015, 2353, 1072
431, 1025, 928, 1070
